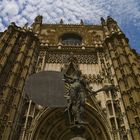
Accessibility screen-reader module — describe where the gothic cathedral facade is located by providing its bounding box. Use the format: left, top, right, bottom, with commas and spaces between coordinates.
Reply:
0, 16, 140, 140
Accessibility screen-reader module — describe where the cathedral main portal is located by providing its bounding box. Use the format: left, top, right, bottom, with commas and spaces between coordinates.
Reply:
27, 106, 111, 140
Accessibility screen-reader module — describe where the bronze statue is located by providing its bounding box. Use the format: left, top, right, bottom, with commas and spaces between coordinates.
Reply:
64, 70, 117, 125
64, 70, 91, 124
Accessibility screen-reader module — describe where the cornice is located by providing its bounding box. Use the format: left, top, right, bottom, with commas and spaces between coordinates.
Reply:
41, 23, 102, 30
39, 45, 105, 54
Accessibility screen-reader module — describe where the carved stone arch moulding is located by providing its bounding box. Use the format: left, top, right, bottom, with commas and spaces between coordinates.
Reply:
27, 104, 112, 140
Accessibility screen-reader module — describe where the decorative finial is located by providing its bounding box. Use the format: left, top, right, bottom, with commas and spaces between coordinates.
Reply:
101, 17, 105, 25
34, 15, 43, 23
10, 22, 16, 26
60, 19, 63, 24
107, 16, 116, 23
80, 19, 84, 25
23, 22, 28, 29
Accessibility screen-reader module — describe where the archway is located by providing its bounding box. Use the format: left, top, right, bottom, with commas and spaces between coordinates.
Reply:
28, 104, 111, 140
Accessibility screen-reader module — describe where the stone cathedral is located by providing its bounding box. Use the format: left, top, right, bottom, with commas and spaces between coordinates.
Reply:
0, 15, 140, 140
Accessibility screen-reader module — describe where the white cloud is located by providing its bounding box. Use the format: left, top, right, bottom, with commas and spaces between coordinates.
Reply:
0, 0, 139, 29
0, 22, 5, 31
2, 0, 19, 16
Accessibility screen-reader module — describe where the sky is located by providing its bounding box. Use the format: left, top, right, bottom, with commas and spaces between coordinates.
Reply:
0, 0, 140, 53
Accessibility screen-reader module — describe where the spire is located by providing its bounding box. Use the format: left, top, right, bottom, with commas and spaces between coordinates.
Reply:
101, 17, 105, 25
10, 22, 16, 26
80, 19, 84, 25
23, 22, 28, 29
60, 19, 64, 24
107, 16, 116, 23
34, 15, 43, 24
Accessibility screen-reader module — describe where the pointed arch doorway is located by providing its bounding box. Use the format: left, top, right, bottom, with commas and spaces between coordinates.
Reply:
27, 103, 111, 140
26, 54, 112, 140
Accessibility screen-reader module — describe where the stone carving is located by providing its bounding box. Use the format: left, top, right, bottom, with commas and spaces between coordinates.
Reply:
84, 74, 103, 84
36, 51, 45, 72
46, 53, 98, 64
34, 15, 42, 23
80, 19, 84, 25
60, 19, 64, 24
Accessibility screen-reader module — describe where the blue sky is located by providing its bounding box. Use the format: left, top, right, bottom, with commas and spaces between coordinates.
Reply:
0, 0, 140, 53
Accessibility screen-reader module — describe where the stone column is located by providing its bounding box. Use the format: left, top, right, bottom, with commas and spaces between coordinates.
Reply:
0, 26, 39, 140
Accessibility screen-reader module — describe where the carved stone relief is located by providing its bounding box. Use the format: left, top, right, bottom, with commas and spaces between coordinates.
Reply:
46, 53, 98, 64
84, 74, 103, 84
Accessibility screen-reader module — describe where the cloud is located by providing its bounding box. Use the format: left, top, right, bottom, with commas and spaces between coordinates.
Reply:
0, 0, 140, 27
1, 0, 19, 17
0, 0, 140, 52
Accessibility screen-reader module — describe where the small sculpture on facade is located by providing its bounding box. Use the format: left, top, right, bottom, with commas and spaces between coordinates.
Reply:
10, 22, 16, 26
34, 15, 43, 23
101, 17, 105, 25
60, 19, 64, 24
80, 19, 84, 25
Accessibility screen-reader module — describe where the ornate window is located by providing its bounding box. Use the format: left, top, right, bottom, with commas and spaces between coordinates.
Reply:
60, 33, 82, 46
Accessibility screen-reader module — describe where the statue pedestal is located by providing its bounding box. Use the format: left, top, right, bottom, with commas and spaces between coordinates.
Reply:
70, 124, 86, 135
